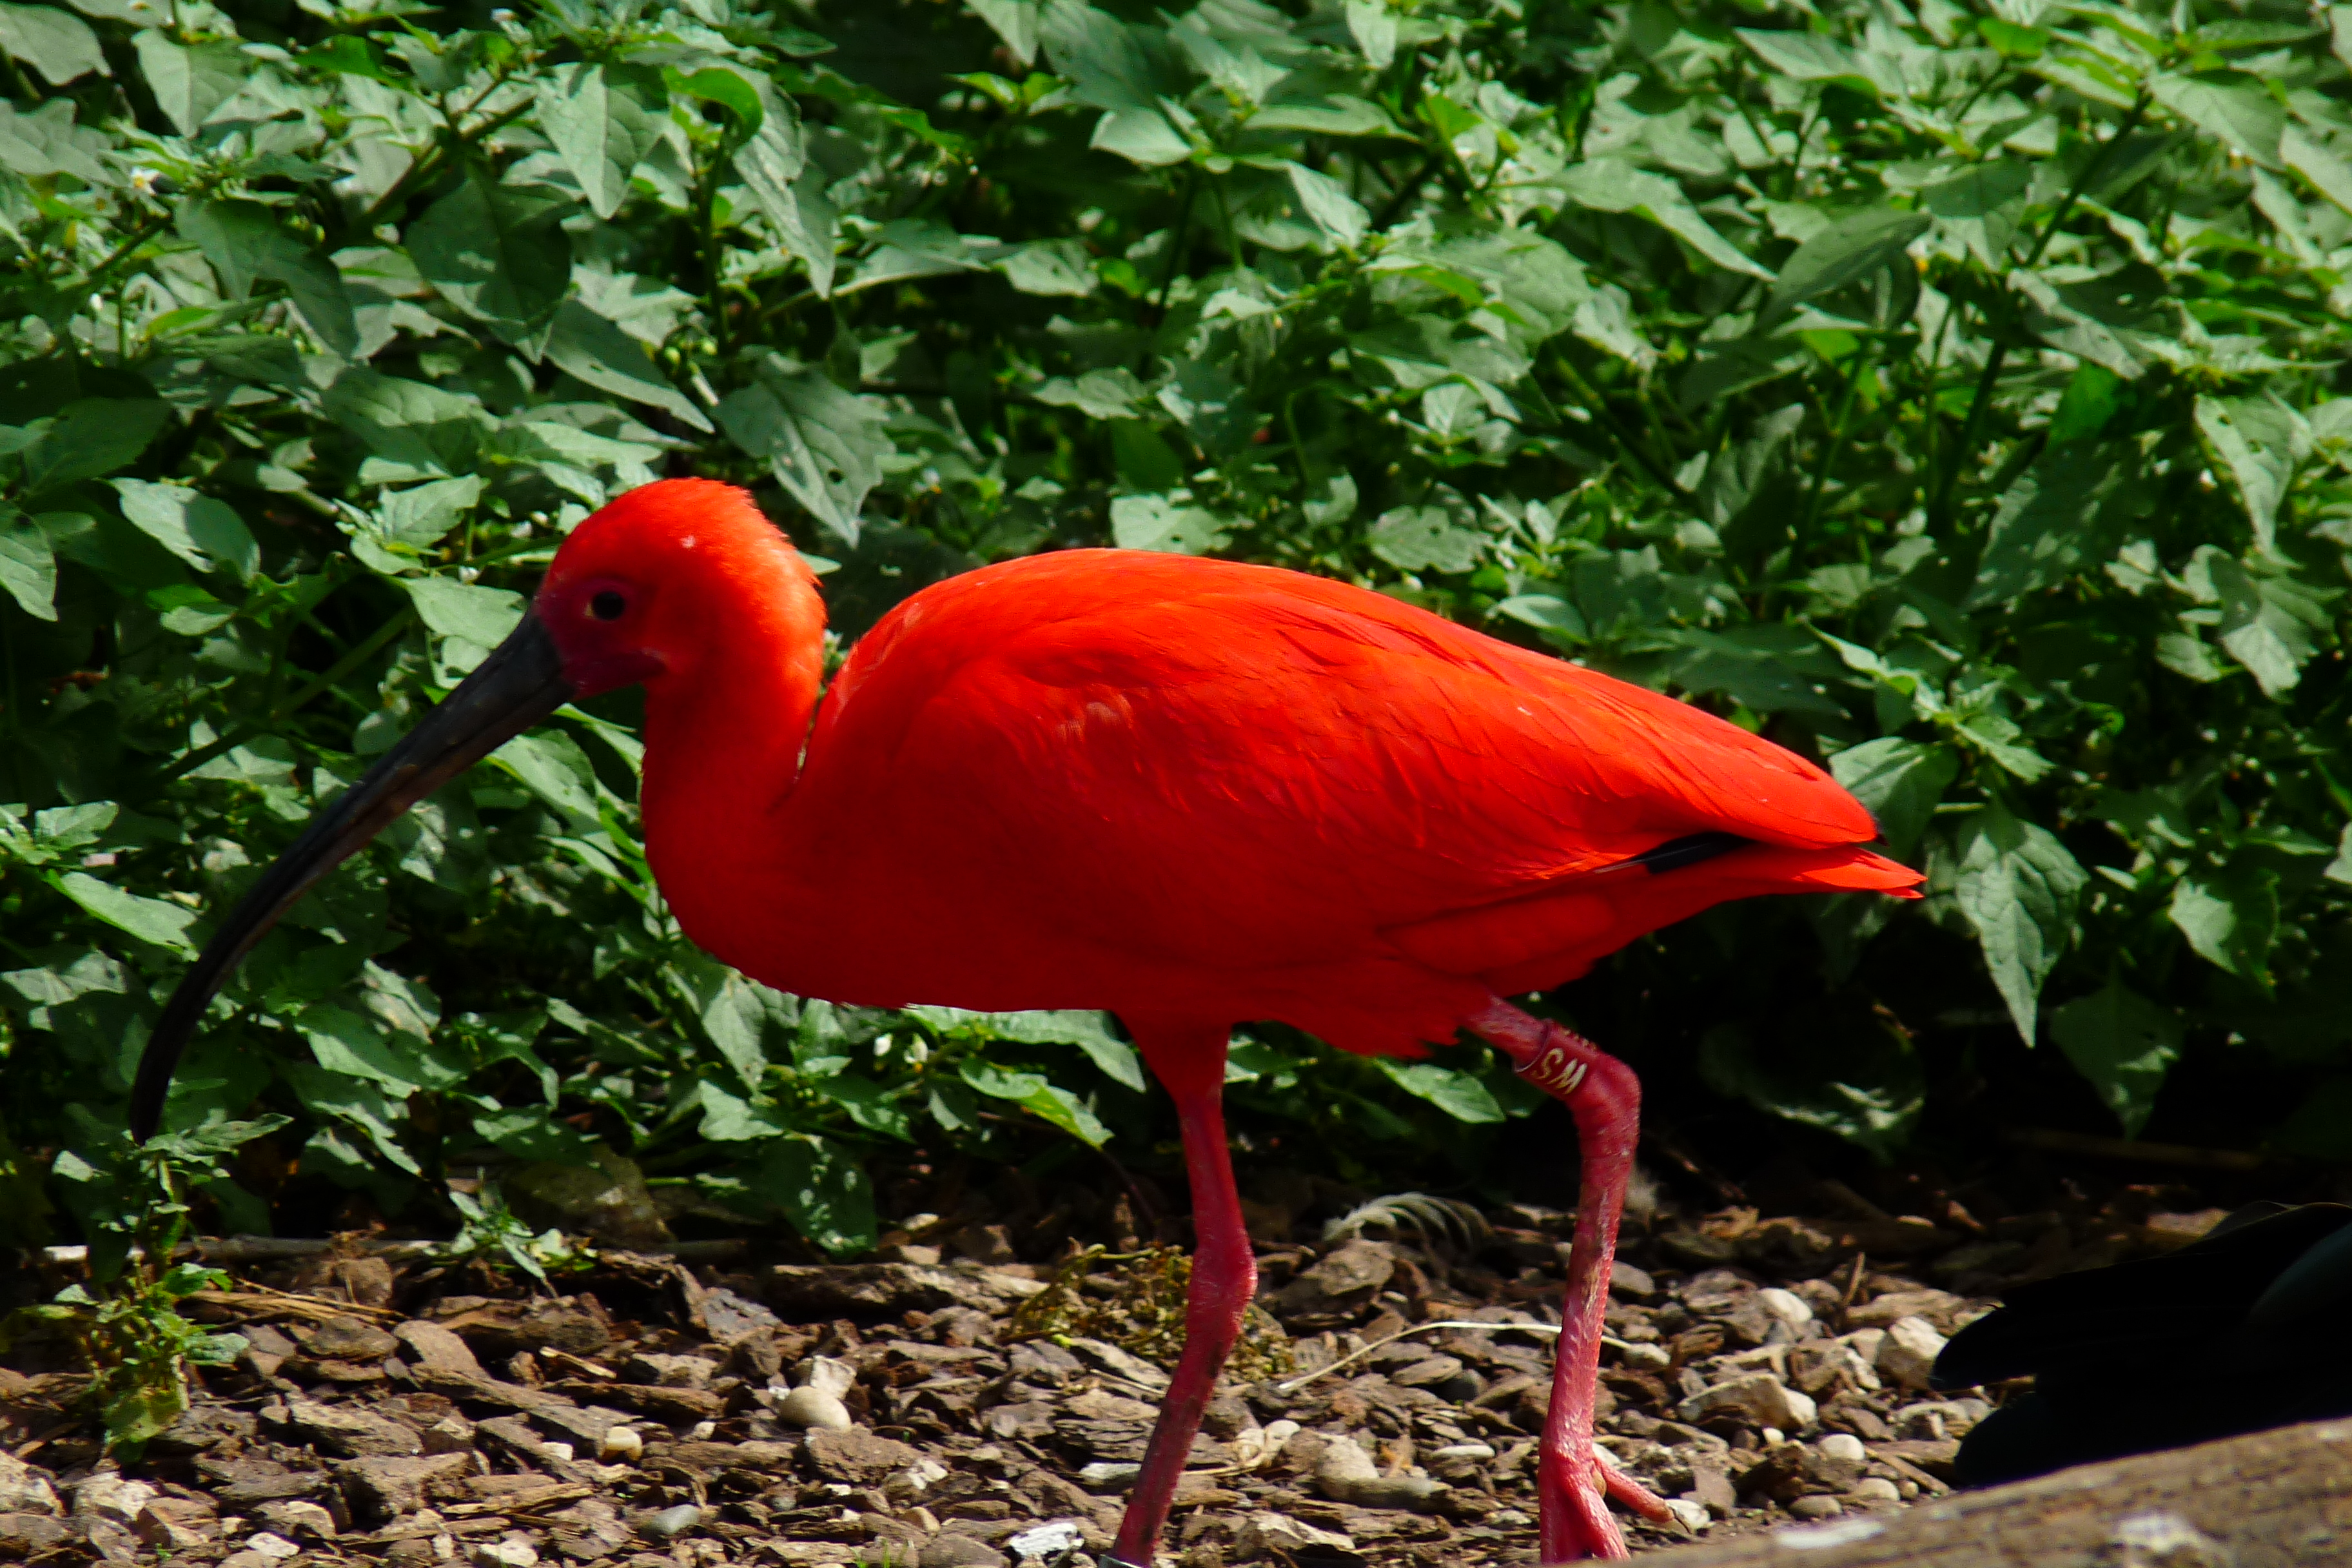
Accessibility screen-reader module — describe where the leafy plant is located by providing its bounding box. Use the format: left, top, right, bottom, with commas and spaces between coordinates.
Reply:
3, 0, 2351, 1273
444, 1181, 600, 1285
3, 1117, 277, 1452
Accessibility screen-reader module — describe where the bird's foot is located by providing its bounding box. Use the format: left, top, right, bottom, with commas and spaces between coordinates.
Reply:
1538, 1445, 1676, 1561
1540, 1468, 1629, 1562
1593, 1443, 1676, 1524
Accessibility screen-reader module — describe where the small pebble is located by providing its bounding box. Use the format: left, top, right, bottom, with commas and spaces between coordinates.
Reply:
1816, 1433, 1867, 1464
469, 1540, 539, 1568
641, 1505, 701, 1541
1429, 1442, 1496, 1461
540, 1442, 574, 1462
686, 1422, 717, 1441
1004, 1522, 1084, 1562
246, 1534, 301, 1562
1077, 1461, 1140, 1490
1850, 1477, 1903, 1502
774, 1386, 853, 1430
599, 1426, 643, 1462
1663, 1498, 1711, 1534
1787, 1496, 1844, 1521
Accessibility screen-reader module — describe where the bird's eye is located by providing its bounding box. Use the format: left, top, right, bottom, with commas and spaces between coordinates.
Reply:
590, 591, 627, 622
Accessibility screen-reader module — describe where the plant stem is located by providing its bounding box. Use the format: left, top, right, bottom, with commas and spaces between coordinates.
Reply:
146, 605, 418, 792
1799, 343, 1877, 540
1930, 89, 2151, 530
1545, 351, 1690, 502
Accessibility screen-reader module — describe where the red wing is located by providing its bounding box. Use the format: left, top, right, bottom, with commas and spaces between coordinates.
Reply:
816, 550, 1903, 972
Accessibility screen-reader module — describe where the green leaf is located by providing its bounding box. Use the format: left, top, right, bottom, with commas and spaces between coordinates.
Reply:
296, 1003, 466, 1094
399, 576, 524, 648
1496, 593, 1585, 639
994, 239, 1097, 297
669, 951, 773, 1092
1109, 493, 1230, 554
1345, 0, 1398, 68
177, 200, 358, 358
2195, 395, 2307, 550
2282, 126, 2352, 218
110, 480, 260, 580
970, 0, 1041, 65
132, 30, 244, 135
1034, 368, 1148, 420
716, 355, 893, 545
406, 176, 574, 347
538, 62, 663, 220
1736, 27, 1885, 94
741, 1135, 875, 1256
0, 3, 105, 85
2050, 980, 2182, 1137
1373, 1057, 1504, 1123
2170, 863, 2280, 985
696, 1079, 786, 1141
375, 476, 484, 549
1951, 805, 2086, 1044
958, 1057, 1112, 1146
1287, 161, 1369, 250
323, 369, 485, 480
0, 97, 108, 182
545, 300, 711, 432
1556, 160, 1773, 279
53, 871, 197, 953
1828, 738, 1958, 861
491, 729, 598, 824
0, 507, 55, 620
1368, 505, 1482, 574
1694, 403, 1805, 527
1919, 161, 2034, 266
2151, 72, 2284, 168
1966, 443, 2122, 608
2186, 550, 2331, 699
20, 399, 170, 493
1759, 206, 1929, 328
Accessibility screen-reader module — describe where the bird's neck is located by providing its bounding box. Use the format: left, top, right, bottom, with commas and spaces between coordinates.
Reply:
636, 567, 829, 977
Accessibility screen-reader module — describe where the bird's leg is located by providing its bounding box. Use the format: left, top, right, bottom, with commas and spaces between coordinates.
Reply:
1467, 998, 1671, 1562
1110, 1025, 1253, 1568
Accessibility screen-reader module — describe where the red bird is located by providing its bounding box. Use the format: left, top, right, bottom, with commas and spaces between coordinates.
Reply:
133, 478, 1920, 1562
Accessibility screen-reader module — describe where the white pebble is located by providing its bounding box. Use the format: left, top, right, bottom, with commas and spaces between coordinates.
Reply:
469, 1536, 540, 1568
773, 1386, 853, 1431
246, 1534, 301, 1561
1816, 1433, 1868, 1464
1851, 1476, 1903, 1502
599, 1427, 643, 1462
1874, 1316, 1948, 1392
1756, 1287, 1814, 1328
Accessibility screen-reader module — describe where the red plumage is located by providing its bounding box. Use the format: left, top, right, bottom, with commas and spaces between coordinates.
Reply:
551, 495, 1914, 1058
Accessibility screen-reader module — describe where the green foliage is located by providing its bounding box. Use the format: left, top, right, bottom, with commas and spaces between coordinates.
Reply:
5, 0, 2352, 1264
3, 1118, 277, 1455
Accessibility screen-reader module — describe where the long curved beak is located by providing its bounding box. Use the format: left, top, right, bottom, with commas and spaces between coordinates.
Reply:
128, 611, 574, 1142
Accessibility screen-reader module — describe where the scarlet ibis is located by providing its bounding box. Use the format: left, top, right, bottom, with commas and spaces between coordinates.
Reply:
132, 477, 1921, 1562
1936, 1202, 2352, 1485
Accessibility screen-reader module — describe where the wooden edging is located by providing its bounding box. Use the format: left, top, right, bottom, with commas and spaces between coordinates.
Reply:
1632, 1417, 2352, 1567
33, 1236, 749, 1267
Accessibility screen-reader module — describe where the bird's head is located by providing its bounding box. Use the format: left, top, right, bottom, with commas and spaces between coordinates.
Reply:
126, 478, 816, 1140
536, 476, 819, 700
